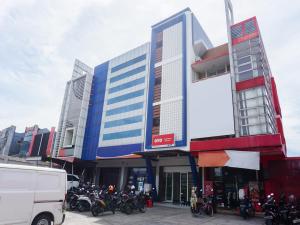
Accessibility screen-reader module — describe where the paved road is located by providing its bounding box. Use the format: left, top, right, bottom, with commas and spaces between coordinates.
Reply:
64, 206, 264, 225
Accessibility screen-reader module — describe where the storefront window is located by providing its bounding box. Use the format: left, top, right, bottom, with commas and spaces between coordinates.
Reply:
127, 167, 156, 192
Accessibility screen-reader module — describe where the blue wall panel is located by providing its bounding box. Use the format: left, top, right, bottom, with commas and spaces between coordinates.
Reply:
97, 143, 143, 158
82, 62, 109, 160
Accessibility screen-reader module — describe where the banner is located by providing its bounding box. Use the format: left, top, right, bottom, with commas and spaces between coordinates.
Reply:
198, 150, 260, 170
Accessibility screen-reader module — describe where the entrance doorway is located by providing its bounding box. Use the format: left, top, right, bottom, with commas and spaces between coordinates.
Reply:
163, 169, 193, 204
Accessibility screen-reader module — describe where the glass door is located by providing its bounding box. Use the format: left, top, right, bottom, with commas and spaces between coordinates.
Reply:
165, 172, 173, 201
173, 173, 180, 203
180, 173, 188, 203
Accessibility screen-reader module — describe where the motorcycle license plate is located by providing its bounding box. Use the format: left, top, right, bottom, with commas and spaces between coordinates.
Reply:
264, 216, 273, 219
293, 219, 300, 224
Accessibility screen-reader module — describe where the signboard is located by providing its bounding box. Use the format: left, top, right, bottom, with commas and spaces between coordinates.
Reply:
152, 134, 175, 148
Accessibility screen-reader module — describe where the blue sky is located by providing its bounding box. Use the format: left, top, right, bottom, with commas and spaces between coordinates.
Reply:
0, 0, 299, 156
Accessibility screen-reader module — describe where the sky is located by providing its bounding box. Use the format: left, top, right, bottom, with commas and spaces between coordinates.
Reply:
0, 0, 299, 156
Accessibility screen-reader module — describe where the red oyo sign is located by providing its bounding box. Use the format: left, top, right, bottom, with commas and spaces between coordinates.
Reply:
152, 134, 175, 148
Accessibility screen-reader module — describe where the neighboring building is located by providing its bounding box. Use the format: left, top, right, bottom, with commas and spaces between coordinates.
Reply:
54, 1, 289, 205
0, 126, 20, 156
27, 127, 55, 158
19, 125, 39, 157
53, 59, 93, 159
1, 125, 55, 160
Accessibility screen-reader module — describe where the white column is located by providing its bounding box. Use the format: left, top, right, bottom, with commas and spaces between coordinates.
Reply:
155, 165, 159, 193
119, 166, 125, 190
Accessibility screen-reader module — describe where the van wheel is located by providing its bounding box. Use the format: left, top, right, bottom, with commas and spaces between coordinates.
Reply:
32, 214, 52, 225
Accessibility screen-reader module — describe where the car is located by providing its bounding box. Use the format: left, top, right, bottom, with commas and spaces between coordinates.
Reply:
0, 163, 66, 225
67, 174, 80, 190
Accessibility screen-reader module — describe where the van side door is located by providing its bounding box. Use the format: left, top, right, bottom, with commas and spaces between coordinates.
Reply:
0, 168, 35, 225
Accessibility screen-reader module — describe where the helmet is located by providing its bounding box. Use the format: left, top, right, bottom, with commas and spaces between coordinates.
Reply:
131, 185, 135, 190
108, 185, 114, 192
288, 194, 296, 204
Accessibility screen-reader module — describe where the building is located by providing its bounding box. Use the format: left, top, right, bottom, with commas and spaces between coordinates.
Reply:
19, 125, 39, 157
1, 125, 55, 161
27, 127, 55, 158
0, 126, 22, 156
53, 59, 93, 159
54, 1, 290, 206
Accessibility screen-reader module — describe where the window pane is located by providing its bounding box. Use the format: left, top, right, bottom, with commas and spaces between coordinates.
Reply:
106, 102, 144, 116
111, 54, 146, 73
245, 19, 256, 34
238, 63, 252, 72
108, 77, 145, 94
104, 115, 143, 128
107, 89, 144, 105
110, 65, 146, 83
103, 129, 142, 140
239, 70, 253, 81
238, 56, 251, 65
231, 25, 242, 38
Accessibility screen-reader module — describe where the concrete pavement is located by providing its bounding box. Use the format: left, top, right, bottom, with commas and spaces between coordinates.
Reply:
64, 206, 264, 225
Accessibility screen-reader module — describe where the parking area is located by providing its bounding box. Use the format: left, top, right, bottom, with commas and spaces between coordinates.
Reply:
64, 206, 264, 225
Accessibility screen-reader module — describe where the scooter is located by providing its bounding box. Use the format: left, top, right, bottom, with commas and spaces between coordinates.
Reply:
239, 196, 255, 219
263, 193, 279, 225
91, 190, 117, 216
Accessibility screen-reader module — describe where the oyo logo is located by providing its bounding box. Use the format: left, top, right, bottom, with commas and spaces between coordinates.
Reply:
154, 138, 163, 143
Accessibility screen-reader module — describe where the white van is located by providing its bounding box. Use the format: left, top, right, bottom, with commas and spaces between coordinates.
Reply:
0, 163, 66, 225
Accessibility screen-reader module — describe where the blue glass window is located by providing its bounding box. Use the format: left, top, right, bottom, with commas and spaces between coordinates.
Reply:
231, 25, 242, 39
103, 129, 142, 140
106, 102, 144, 116
109, 77, 145, 94
104, 115, 143, 128
107, 89, 144, 105
245, 20, 256, 34
110, 65, 146, 83
111, 54, 147, 73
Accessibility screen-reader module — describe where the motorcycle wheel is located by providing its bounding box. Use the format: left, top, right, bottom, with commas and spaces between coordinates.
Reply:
138, 203, 145, 213
91, 205, 99, 217
249, 208, 255, 217
69, 199, 77, 211
265, 220, 273, 225
124, 204, 133, 215
206, 206, 214, 217
78, 201, 88, 212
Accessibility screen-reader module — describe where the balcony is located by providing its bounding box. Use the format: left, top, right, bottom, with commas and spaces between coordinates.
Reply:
192, 44, 230, 82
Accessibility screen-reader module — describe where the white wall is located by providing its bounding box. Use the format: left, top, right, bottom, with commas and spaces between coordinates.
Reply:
158, 22, 183, 141
189, 74, 235, 139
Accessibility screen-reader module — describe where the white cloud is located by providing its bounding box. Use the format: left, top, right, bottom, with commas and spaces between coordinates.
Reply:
0, 0, 299, 156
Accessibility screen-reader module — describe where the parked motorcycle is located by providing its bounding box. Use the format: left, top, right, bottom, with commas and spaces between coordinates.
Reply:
263, 193, 280, 225
190, 188, 213, 217
239, 196, 255, 219
120, 186, 145, 215
91, 189, 117, 216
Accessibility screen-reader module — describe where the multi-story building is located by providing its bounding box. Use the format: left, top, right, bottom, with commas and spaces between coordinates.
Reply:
53, 59, 93, 159
54, 1, 288, 205
0, 126, 22, 156
19, 125, 39, 157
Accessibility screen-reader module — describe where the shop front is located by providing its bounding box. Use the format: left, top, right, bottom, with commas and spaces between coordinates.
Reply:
204, 167, 262, 209
197, 150, 262, 210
